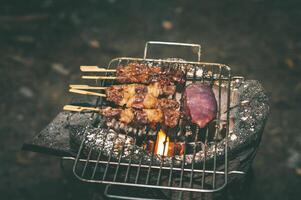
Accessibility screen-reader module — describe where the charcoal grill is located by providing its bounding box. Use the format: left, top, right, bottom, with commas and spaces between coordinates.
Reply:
23, 41, 270, 200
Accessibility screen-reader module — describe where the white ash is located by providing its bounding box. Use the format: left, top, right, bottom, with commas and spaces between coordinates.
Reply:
230, 134, 237, 141
241, 116, 248, 121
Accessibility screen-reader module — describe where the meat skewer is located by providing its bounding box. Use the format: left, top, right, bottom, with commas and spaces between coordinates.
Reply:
69, 88, 179, 109
105, 83, 177, 109
69, 83, 179, 110
100, 107, 180, 128
69, 85, 107, 90
80, 66, 116, 72
70, 82, 176, 97
80, 62, 184, 85
100, 107, 163, 125
109, 93, 179, 110
69, 88, 106, 97
63, 105, 180, 128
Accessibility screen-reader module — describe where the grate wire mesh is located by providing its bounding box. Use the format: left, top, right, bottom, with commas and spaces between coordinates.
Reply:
65, 42, 244, 199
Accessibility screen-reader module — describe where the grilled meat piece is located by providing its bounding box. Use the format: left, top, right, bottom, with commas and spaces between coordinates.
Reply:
116, 62, 184, 84
106, 88, 179, 109
99, 107, 180, 128
158, 98, 180, 110
183, 83, 217, 128
106, 82, 176, 98
163, 109, 181, 128
148, 82, 176, 96
125, 94, 156, 109
100, 107, 163, 126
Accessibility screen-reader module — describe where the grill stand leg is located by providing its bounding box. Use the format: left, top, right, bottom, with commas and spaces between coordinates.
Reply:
104, 184, 168, 200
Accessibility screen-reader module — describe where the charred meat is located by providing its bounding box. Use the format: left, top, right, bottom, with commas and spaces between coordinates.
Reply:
116, 62, 184, 85
99, 107, 180, 128
183, 83, 217, 128
106, 82, 176, 98
106, 87, 179, 109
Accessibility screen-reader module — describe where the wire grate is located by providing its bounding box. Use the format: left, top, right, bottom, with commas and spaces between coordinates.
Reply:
66, 42, 244, 199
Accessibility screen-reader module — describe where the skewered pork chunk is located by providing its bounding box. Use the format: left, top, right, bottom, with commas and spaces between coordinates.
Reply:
106, 88, 179, 109
116, 62, 184, 85
106, 82, 176, 98
99, 107, 180, 128
183, 83, 217, 128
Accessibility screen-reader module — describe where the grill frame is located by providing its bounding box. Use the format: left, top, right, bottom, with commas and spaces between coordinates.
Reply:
67, 41, 245, 198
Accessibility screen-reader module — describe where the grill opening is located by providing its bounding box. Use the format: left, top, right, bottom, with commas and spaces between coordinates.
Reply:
65, 42, 245, 199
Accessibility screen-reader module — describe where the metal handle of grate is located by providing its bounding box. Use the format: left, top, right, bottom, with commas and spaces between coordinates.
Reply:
67, 42, 245, 199
143, 41, 201, 62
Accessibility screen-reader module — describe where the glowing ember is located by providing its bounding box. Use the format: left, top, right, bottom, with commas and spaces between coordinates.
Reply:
155, 130, 170, 156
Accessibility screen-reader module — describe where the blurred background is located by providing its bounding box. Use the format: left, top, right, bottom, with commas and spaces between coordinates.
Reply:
1, 0, 301, 199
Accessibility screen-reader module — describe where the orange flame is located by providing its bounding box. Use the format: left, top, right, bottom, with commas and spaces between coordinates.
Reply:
155, 130, 170, 156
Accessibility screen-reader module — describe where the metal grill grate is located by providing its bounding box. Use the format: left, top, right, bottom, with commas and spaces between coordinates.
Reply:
65, 42, 244, 199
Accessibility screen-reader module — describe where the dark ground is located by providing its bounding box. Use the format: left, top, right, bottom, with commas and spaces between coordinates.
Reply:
1, 0, 301, 199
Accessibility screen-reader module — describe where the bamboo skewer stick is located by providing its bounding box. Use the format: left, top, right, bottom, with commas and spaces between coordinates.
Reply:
69, 84, 107, 90
80, 66, 116, 72
82, 75, 116, 80
69, 88, 106, 97
63, 105, 100, 112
